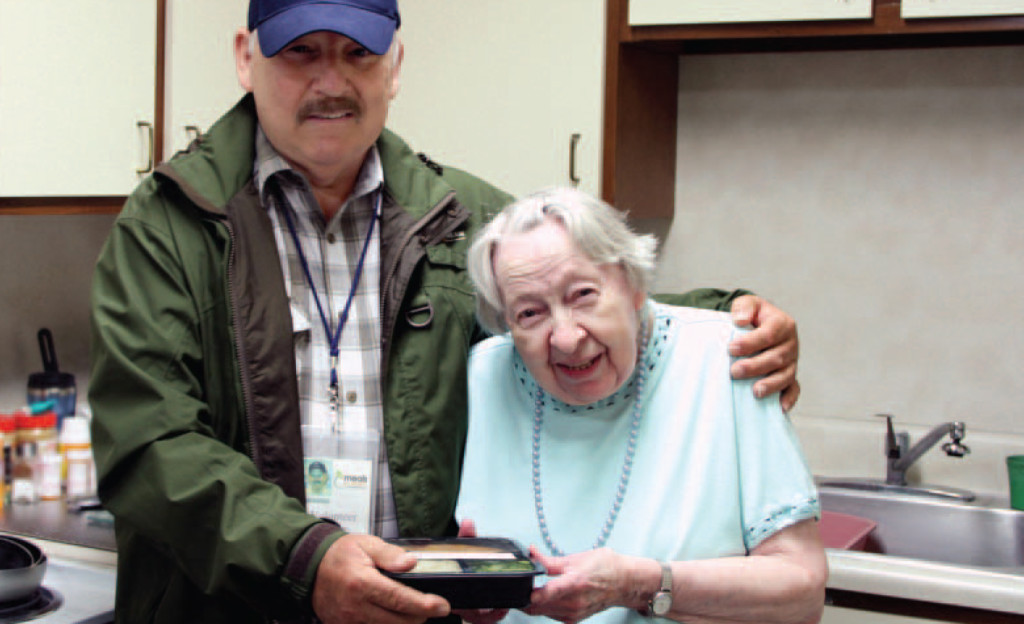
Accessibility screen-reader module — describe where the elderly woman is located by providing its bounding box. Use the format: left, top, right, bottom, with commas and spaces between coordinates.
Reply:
455, 188, 826, 624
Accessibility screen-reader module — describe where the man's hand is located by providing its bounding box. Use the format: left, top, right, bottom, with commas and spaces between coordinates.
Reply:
728, 295, 800, 412
312, 533, 450, 624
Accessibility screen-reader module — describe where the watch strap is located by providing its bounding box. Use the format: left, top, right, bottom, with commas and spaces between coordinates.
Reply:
639, 560, 673, 617
657, 560, 672, 593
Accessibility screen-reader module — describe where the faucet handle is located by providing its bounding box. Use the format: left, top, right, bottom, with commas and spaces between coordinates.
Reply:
876, 413, 900, 459
943, 421, 970, 457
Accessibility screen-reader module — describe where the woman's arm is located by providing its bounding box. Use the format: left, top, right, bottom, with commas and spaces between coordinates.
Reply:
526, 519, 827, 624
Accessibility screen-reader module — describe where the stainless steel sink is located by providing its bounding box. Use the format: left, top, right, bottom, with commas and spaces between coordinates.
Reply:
819, 484, 1024, 569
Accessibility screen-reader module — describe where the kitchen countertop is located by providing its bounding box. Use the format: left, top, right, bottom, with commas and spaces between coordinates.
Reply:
5, 500, 1024, 618
0, 499, 116, 551
827, 548, 1024, 615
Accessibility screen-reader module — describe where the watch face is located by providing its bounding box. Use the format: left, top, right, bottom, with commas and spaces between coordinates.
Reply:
651, 591, 672, 616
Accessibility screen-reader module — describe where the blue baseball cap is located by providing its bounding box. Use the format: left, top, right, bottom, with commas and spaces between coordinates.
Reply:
248, 0, 401, 57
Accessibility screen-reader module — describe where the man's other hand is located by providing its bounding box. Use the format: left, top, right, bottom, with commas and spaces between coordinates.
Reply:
313, 533, 450, 624
728, 295, 800, 412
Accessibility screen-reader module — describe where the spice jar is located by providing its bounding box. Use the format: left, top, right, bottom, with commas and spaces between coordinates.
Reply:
61, 416, 95, 501
13, 410, 59, 503
0, 414, 15, 509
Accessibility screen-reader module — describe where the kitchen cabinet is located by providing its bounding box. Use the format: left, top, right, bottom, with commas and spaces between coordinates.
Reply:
824, 606, 947, 624
0, 0, 156, 197
603, 0, 1024, 219
0, 0, 246, 205
902, 0, 1024, 19
823, 605, 987, 623
385, 0, 604, 199
164, 0, 248, 157
629, 0, 872, 25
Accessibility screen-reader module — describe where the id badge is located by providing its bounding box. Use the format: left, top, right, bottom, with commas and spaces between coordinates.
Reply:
302, 425, 380, 534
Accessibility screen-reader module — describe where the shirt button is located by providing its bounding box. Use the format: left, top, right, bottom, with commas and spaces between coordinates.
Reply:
346, 391, 358, 404
327, 233, 337, 244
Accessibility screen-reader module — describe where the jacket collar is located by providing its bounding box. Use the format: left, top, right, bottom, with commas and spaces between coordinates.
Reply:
155, 95, 259, 216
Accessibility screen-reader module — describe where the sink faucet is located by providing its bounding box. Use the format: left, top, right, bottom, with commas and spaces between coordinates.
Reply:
878, 414, 970, 486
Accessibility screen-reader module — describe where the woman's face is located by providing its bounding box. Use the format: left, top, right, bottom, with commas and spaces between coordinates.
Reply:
493, 219, 645, 405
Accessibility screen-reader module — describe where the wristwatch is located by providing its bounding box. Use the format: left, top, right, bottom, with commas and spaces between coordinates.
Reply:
644, 560, 673, 617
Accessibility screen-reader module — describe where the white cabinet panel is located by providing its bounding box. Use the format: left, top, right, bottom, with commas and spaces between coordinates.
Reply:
902, 0, 1024, 18
386, 0, 603, 199
165, 0, 248, 157
0, 0, 156, 196
629, 0, 872, 25
823, 605, 949, 624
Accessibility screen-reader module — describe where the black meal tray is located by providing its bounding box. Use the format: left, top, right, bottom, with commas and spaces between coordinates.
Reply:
383, 537, 544, 609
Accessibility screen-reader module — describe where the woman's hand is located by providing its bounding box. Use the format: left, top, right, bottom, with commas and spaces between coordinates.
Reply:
453, 519, 510, 624
523, 547, 628, 624
728, 295, 801, 411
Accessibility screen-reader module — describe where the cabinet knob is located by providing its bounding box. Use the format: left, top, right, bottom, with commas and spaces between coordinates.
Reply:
569, 133, 582, 188
136, 121, 154, 175
185, 125, 202, 143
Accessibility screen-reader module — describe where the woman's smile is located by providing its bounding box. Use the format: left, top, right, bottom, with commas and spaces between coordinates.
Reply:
555, 352, 602, 376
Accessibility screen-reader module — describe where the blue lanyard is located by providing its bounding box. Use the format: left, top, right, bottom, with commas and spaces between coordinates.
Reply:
281, 192, 382, 410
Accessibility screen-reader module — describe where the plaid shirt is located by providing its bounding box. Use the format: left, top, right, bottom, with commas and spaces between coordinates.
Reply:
254, 127, 398, 538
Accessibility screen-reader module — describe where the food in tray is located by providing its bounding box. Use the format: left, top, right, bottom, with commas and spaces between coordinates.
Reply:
404, 542, 500, 551
465, 559, 537, 573
395, 539, 517, 560
408, 559, 462, 574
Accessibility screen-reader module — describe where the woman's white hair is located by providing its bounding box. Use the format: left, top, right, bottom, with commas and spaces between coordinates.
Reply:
467, 187, 658, 335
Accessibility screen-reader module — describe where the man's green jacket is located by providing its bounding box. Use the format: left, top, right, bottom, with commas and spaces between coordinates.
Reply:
89, 95, 743, 622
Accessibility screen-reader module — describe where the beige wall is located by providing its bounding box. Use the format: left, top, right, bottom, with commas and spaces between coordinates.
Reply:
0, 215, 116, 409
650, 45, 1024, 494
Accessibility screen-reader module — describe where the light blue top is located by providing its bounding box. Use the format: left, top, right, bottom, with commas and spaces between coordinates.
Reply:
456, 303, 819, 624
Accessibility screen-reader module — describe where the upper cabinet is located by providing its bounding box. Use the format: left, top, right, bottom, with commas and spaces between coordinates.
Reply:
0, 0, 246, 202
386, 0, 605, 199
0, 0, 156, 197
604, 0, 1024, 219
629, 0, 872, 25
164, 0, 248, 158
902, 0, 1024, 19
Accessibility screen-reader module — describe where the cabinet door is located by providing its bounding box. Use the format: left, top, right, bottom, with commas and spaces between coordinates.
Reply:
386, 0, 604, 198
629, 0, 872, 25
164, 0, 248, 158
902, 0, 1024, 18
0, 0, 156, 196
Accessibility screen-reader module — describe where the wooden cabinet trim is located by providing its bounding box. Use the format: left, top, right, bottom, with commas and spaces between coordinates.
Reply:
0, 197, 125, 216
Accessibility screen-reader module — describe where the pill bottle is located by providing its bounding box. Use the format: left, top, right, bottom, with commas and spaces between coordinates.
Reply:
14, 410, 59, 502
61, 416, 95, 501
0, 414, 15, 509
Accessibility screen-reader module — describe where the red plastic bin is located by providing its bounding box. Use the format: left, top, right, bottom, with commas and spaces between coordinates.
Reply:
819, 510, 877, 550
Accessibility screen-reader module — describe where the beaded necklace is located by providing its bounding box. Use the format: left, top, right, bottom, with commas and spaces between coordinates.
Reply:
531, 313, 649, 557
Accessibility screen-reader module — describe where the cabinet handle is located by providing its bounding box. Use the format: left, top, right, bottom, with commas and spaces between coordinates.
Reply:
569, 133, 582, 187
185, 125, 201, 143
136, 121, 154, 175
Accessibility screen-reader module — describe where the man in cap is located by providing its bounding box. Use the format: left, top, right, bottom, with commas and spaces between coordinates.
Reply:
88, 1, 801, 622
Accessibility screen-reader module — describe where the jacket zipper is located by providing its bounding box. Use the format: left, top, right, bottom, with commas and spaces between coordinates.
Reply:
152, 166, 262, 466
224, 220, 262, 470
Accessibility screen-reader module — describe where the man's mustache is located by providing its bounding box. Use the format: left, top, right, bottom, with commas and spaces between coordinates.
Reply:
298, 97, 361, 120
